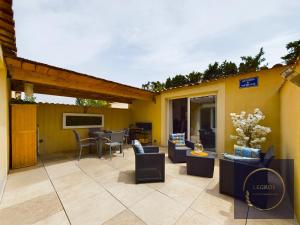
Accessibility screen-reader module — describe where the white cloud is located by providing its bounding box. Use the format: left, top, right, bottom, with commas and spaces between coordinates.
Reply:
13, 0, 300, 103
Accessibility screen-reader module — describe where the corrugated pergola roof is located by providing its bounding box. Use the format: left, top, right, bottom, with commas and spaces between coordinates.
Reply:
6, 57, 155, 103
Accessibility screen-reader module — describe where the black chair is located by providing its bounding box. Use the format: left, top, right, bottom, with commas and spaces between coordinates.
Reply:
123, 128, 130, 144
199, 129, 215, 148
132, 141, 165, 184
72, 130, 98, 160
168, 140, 194, 163
219, 147, 274, 199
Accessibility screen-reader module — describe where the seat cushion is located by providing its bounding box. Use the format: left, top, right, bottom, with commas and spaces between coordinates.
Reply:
169, 133, 185, 146
133, 140, 144, 154
223, 153, 260, 164
175, 146, 192, 151
234, 145, 261, 158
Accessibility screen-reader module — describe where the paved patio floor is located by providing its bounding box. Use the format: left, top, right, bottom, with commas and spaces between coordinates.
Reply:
0, 147, 298, 225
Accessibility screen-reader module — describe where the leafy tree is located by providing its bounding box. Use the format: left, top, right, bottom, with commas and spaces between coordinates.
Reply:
281, 40, 300, 65
202, 62, 222, 80
238, 47, 267, 73
75, 98, 110, 107
142, 81, 165, 92
164, 75, 189, 89
165, 77, 172, 89
219, 60, 238, 76
141, 44, 300, 90
142, 82, 151, 90
151, 81, 165, 92
171, 75, 189, 87
186, 71, 202, 83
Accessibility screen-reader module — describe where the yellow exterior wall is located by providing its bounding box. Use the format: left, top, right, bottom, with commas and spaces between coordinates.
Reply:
132, 66, 287, 157
280, 81, 300, 221
130, 97, 162, 145
37, 103, 132, 154
159, 81, 226, 151
225, 67, 286, 155
0, 45, 10, 195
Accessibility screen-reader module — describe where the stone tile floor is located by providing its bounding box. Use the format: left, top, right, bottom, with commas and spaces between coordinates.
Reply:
0, 146, 298, 225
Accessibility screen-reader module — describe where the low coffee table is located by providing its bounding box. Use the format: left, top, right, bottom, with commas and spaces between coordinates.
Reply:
186, 150, 215, 178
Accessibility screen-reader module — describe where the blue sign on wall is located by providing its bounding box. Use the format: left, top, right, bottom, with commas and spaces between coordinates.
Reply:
239, 77, 258, 88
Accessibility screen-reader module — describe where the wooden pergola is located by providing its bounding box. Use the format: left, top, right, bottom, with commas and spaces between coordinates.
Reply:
0, 0, 17, 56
6, 57, 155, 103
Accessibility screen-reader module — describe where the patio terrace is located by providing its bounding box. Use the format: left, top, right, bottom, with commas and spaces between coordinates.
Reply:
0, 147, 297, 225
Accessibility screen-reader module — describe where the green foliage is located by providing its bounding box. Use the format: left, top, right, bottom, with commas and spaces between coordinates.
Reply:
202, 61, 238, 81
142, 81, 165, 92
142, 42, 300, 91
186, 71, 203, 83
24, 95, 36, 103
238, 47, 266, 73
11, 98, 37, 104
219, 60, 238, 76
170, 75, 189, 87
202, 62, 222, 80
164, 73, 196, 89
165, 77, 172, 89
75, 98, 110, 107
142, 82, 150, 90
281, 40, 300, 65
164, 72, 203, 89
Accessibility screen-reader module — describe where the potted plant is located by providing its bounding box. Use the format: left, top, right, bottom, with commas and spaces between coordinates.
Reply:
230, 108, 271, 149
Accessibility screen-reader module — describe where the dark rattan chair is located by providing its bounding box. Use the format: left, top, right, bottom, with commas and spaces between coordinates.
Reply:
219, 147, 274, 199
132, 141, 165, 184
168, 140, 194, 163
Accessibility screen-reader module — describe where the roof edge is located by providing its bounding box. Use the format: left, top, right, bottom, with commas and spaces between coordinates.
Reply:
157, 65, 289, 93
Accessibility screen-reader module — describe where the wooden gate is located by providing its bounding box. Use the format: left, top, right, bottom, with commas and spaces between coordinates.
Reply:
11, 104, 37, 169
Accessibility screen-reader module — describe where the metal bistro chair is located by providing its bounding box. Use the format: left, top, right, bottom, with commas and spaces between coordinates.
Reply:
72, 130, 98, 161
101, 131, 124, 159
123, 128, 130, 144
88, 128, 102, 139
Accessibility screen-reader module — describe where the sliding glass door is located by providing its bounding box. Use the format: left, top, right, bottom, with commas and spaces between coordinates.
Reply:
169, 96, 216, 151
189, 96, 216, 152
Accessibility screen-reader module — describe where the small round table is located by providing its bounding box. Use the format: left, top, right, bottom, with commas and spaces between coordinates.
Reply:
186, 150, 215, 178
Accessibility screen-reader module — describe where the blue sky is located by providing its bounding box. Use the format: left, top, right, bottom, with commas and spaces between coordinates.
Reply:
13, 0, 300, 104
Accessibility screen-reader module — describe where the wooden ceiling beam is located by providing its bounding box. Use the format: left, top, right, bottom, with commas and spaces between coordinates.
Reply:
0, 1, 13, 16
0, 33, 15, 43
11, 80, 134, 104
0, 0, 16, 55
6, 57, 154, 101
0, 11, 14, 24
0, 38, 15, 50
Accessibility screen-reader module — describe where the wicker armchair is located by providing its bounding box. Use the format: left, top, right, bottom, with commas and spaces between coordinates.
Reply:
132, 141, 165, 184
219, 147, 274, 199
168, 140, 194, 163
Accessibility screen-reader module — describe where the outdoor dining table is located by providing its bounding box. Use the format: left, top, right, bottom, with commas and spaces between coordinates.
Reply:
93, 131, 112, 157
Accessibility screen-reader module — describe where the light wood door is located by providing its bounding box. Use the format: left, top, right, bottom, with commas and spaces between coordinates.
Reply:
11, 104, 37, 169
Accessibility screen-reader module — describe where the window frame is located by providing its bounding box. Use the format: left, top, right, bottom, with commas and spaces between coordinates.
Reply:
62, 113, 104, 129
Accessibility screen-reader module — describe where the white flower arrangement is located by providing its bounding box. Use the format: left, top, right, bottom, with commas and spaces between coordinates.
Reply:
230, 108, 271, 149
